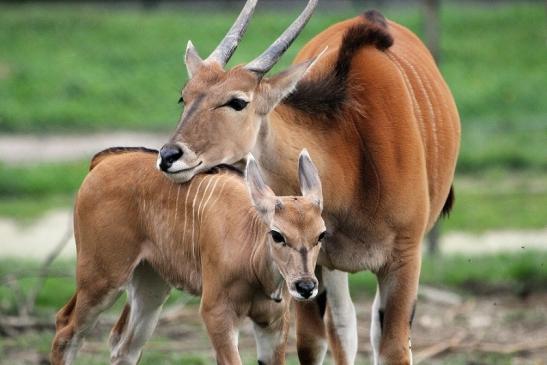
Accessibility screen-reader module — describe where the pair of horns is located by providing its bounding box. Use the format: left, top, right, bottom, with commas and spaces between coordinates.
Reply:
190, 0, 318, 75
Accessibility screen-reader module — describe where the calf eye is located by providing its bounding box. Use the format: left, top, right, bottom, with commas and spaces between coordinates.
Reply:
270, 230, 285, 244
225, 98, 249, 111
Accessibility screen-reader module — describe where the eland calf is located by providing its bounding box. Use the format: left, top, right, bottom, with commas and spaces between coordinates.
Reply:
50, 148, 326, 365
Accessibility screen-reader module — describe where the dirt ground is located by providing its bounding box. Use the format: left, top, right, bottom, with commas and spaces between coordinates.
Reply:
1, 293, 546, 365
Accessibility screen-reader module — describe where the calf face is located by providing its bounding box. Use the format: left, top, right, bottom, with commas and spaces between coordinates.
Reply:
246, 149, 325, 300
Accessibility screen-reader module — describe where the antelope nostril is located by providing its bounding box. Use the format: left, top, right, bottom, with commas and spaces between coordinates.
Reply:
159, 144, 183, 171
295, 279, 316, 299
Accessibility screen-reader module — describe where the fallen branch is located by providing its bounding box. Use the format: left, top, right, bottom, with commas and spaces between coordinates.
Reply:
414, 332, 547, 362
466, 338, 547, 355
419, 285, 463, 306
414, 331, 466, 364
21, 211, 73, 316
0, 314, 56, 333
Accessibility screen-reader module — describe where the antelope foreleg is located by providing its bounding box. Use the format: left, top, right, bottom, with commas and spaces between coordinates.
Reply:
294, 291, 328, 365
201, 298, 243, 365
323, 268, 358, 365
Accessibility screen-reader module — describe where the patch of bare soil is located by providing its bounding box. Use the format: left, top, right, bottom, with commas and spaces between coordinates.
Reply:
1, 293, 546, 364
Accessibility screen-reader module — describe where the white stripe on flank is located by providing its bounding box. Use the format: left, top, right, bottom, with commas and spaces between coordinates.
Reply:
200, 176, 221, 224
196, 176, 216, 223
191, 178, 208, 261
173, 185, 181, 227
396, 53, 438, 186
181, 178, 196, 247
166, 181, 173, 208
208, 179, 228, 222
386, 52, 427, 151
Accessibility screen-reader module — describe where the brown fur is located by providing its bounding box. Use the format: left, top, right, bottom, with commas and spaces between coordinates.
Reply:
283, 13, 393, 119
159, 7, 460, 365
51, 151, 325, 365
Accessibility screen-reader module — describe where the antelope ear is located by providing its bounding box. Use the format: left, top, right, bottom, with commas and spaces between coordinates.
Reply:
245, 154, 276, 222
298, 149, 323, 210
185, 40, 204, 78
256, 47, 327, 114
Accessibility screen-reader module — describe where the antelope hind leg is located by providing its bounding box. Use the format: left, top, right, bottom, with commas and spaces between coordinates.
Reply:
110, 262, 171, 365
371, 244, 421, 365
50, 285, 122, 365
251, 299, 290, 365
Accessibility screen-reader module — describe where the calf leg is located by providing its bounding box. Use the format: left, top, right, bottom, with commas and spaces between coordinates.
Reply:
294, 292, 328, 365
371, 244, 421, 365
201, 297, 243, 365
323, 268, 358, 365
252, 306, 289, 365
51, 284, 122, 365
110, 262, 171, 365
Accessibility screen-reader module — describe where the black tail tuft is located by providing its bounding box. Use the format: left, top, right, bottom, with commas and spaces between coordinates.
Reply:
282, 9, 393, 119
441, 186, 455, 218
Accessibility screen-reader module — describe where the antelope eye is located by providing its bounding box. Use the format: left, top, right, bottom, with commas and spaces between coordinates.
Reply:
318, 231, 326, 241
225, 98, 249, 111
270, 230, 285, 244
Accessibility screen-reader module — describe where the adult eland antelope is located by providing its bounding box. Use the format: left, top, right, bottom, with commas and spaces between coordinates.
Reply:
158, 0, 460, 364
50, 148, 326, 365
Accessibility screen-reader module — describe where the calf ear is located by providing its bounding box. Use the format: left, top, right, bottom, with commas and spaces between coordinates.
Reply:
245, 154, 276, 221
256, 47, 327, 114
298, 149, 323, 210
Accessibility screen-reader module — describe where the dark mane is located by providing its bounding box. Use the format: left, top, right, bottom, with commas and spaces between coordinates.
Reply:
90, 146, 158, 170
282, 10, 393, 119
205, 163, 244, 177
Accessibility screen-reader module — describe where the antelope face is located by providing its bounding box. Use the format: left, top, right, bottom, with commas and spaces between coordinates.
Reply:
246, 149, 325, 301
158, 0, 321, 183
158, 64, 262, 182
267, 198, 325, 300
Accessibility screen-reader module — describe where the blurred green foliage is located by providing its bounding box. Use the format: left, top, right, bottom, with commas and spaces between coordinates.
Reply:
0, 3, 545, 173
350, 250, 547, 297
2, 250, 546, 316
1, 160, 545, 232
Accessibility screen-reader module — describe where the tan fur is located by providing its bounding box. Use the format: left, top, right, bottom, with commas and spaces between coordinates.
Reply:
50, 151, 326, 365
160, 9, 459, 365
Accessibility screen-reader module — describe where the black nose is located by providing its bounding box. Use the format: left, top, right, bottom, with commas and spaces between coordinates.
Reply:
159, 144, 183, 171
295, 279, 317, 299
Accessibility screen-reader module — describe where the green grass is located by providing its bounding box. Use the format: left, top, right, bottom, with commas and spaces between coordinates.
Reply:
2, 251, 546, 316
1, 251, 544, 365
1, 160, 545, 232
0, 253, 543, 363
350, 250, 547, 298
0, 3, 545, 172
0, 195, 74, 221
0, 161, 87, 198
443, 171, 547, 232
